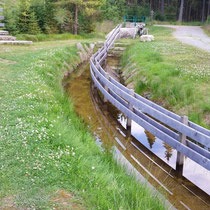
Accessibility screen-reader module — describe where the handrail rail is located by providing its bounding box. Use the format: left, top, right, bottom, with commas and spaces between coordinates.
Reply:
90, 25, 210, 173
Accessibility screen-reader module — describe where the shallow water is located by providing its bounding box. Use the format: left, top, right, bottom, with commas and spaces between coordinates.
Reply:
67, 60, 210, 209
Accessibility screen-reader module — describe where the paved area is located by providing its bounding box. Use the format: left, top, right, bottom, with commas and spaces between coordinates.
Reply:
155, 25, 210, 52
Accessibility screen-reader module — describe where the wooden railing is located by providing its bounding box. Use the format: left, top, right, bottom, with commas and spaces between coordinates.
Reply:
89, 24, 210, 175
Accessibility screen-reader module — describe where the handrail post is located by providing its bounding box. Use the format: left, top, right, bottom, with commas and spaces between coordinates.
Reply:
126, 89, 135, 136
90, 64, 97, 90
104, 42, 108, 66
176, 115, 188, 177
104, 72, 109, 103
96, 62, 100, 81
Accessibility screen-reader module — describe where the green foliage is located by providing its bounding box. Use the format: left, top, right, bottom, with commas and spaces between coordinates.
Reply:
28, 11, 41, 34
206, 16, 210, 24
101, 0, 126, 22
3, 0, 209, 35
127, 0, 150, 17
154, 11, 165, 21
17, 0, 31, 33
164, 1, 177, 21
79, 11, 96, 33
16, 33, 85, 42
54, 8, 74, 32
4, 7, 18, 34
54, 0, 103, 34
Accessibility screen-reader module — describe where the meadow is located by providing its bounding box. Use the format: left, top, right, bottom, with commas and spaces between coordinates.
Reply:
0, 38, 165, 209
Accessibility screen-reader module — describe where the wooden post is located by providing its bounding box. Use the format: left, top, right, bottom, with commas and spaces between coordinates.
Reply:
90, 65, 97, 90
176, 115, 188, 177
103, 72, 109, 103
126, 89, 135, 136
104, 42, 108, 66
95, 62, 101, 87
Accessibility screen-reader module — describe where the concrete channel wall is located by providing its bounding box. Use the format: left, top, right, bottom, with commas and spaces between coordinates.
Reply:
89, 24, 210, 174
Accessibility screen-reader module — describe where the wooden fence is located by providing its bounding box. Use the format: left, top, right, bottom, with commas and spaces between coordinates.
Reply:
89, 24, 210, 174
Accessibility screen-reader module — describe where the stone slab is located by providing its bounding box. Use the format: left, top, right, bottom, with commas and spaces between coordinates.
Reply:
0, 30, 9, 35
0, 40, 33, 45
0, 35, 16, 41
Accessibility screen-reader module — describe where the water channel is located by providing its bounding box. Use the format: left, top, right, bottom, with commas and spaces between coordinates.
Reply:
66, 53, 210, 210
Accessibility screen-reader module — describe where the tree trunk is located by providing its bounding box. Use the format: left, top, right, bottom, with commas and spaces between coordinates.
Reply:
74, 4, 78, 35
208, 0, 210, 17
178, 0, 184, 22
161, 0, 164, 16
202, 0, 206, 23
188, 4, 191, 22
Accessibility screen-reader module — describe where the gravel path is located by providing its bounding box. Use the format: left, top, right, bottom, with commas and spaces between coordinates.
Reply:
155, 25, 210, 52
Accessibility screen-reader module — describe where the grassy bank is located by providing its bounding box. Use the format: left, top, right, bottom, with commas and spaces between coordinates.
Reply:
203, 24, 210, 36
0, 40, 165, 209
15, 32, 105, 42
121, 26, 210, 128
152, 20, 203, 26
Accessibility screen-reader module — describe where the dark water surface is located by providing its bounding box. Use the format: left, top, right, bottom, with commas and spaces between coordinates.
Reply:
67, 61, 210, 210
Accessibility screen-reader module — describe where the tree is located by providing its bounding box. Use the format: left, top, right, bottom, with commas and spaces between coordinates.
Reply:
161, 0, 164, 16
30, 0, 56, 33
202, 0, 206, 23
28, 11, 40, 34
4, 1, 19, 34
178, 0, 184, 22
55, 0, 103, 35
101, 0, 126, 22
18, 0, 31, 33
54, 8, 73, 32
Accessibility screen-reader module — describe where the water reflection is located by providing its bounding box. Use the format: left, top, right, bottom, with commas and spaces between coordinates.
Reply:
145, 130, 156, 149
163, 142, 173, 162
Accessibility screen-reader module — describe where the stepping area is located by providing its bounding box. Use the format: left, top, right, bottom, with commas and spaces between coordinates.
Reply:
0, 8, 32, 45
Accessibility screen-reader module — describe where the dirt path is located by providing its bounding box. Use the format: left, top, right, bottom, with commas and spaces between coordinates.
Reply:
155, 25, 210, 52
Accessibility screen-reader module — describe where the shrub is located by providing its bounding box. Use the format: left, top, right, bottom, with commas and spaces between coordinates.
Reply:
154, 11, 165, 21
206, 16, 210, 24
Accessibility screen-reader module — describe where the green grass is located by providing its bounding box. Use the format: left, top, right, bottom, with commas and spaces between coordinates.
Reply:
152, 20, 203, 26
0, 39, 165, 209
203, 24, 210, 37
15, 32, 105, 42
121, 26, 210, 128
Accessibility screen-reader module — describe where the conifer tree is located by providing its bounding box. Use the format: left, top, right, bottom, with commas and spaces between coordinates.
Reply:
18, 0, 31, 33
55, 0, 103, 35
28, 11, 40, 34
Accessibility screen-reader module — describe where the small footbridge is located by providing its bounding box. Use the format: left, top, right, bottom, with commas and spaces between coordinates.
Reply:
89, 24, 210, 176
